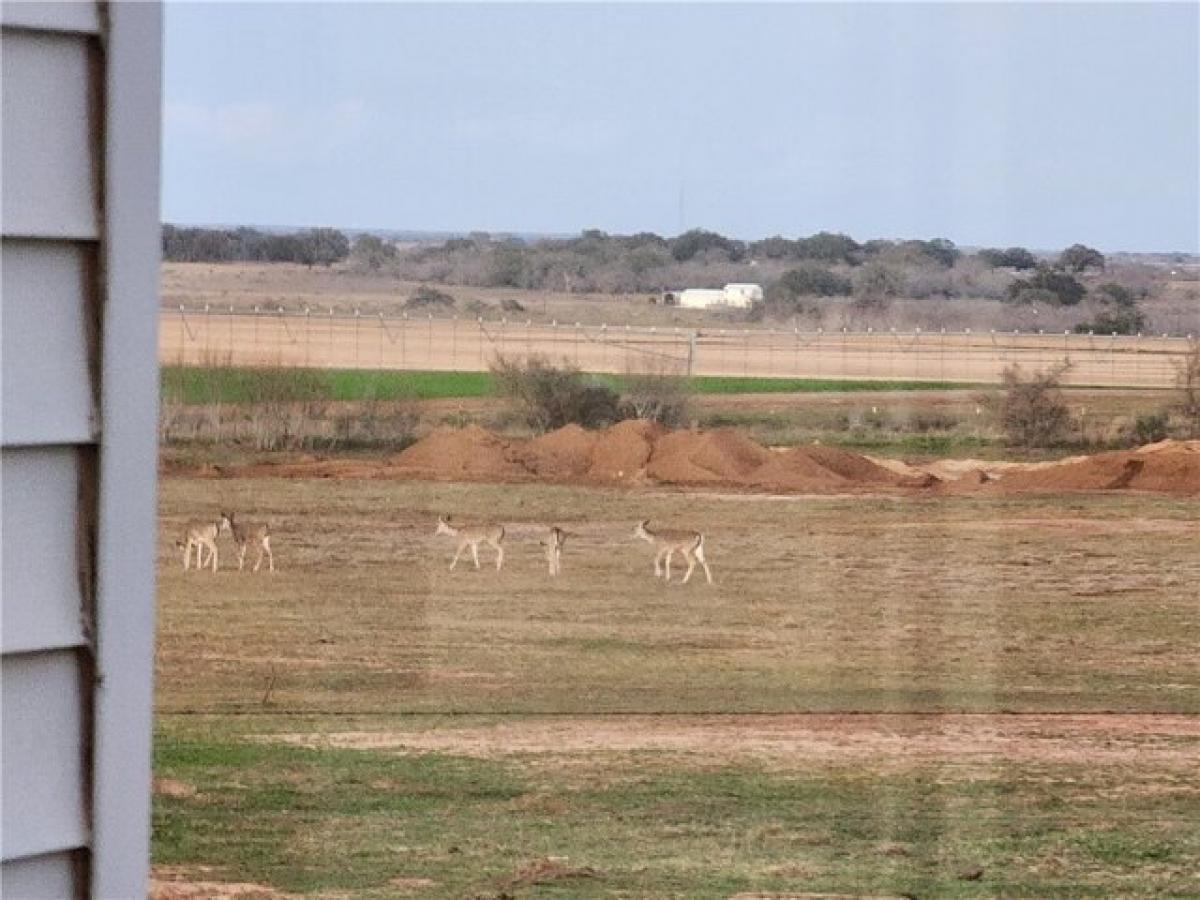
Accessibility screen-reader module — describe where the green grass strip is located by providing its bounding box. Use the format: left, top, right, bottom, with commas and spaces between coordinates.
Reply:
161, 365, 978, 405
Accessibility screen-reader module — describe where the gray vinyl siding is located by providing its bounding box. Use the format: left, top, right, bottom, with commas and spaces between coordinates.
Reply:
1, 2, 161, 896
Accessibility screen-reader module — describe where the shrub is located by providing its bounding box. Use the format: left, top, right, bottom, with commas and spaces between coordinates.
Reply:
978, 247, 1038, 270
489, 355, 622, 431
987, 363, 1073, 450
1092, 282, 1139, 308
621, 369, 692, 427
1129, 411, 1169, 446
1073, 307, 1146, 335
1174, 341, 1200, 436
500, 297, 526, 313
853, 261, 906, 309
1006, 266, 1085, 306
778, 264, 853, 297
406, 286, 456, 309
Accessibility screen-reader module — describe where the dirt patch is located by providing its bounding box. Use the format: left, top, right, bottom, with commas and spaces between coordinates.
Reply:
153, 776, 198, 799
387, 876, 439, 892
151, 867, 295, 899
267, 714, 1200, 772
502, 857, 601, 888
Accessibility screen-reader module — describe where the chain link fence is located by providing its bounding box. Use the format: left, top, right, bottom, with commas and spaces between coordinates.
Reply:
160, 306, 1195, 388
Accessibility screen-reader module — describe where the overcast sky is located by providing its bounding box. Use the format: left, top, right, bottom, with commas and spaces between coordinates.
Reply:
163, 2, 1199, 252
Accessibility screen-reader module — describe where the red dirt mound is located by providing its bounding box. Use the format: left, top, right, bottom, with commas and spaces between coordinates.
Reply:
392, 425, 528, 479
515, 424, 598, 478
646, 428, 772, 485
587, 419, 663, 481
747, 448, 851, 492
993, 449, 1200, 494
793, 444, 911, 486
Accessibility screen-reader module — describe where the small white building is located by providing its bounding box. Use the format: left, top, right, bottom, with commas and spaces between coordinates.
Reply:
666, 283, 763, 310
722, 283, 764, 307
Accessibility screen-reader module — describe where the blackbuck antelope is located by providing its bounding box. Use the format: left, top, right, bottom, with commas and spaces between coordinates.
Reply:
546, 526, 570, 576
633, 520, 714, 585
436, 516, 505, 571
220, 511, 275, 573
175, 517, 227, 572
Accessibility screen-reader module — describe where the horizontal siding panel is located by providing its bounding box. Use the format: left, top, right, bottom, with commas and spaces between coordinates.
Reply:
0, 30, 99, 239
0, 651, 89, 862
0, 850, 80, 897
1, 241, 96, 446
0, 1, 100, 34
0, 448, 87, 654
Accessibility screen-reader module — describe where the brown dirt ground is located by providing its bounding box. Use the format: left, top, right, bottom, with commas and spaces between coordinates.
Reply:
266, 714, 1200, 773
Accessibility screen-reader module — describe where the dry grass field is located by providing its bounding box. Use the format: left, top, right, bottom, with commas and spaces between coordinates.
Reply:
153, 475, 1200, 898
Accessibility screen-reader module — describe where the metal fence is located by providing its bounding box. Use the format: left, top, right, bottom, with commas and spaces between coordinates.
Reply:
160, 306, 1196, 388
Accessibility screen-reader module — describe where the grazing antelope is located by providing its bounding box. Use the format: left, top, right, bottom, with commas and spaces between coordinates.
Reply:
220, 511, 274, 573
633, 519, 713, 585
176, 517, 226, 572
436, 516, 505, 571
546, 526, 569, 576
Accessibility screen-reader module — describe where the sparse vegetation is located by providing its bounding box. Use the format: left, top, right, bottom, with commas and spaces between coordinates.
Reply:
620, 368, 693, 427
989, 363, 1073, 450
1174, 340, 1200, 436
489, 355, 622, 431
405, 285, 456, 310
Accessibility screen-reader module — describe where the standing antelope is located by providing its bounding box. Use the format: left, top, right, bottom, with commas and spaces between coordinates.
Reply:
175, 517, 227, 572
633, 520, 714, 585
546, 526, 568, 576
436, 516, 505, 571
220, 511, 275, 573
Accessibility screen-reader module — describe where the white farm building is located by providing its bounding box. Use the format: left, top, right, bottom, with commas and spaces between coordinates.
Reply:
666, 283, 763, 309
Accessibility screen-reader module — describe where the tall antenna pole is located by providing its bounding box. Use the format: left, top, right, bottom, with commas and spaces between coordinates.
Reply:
677, 181, 685, 234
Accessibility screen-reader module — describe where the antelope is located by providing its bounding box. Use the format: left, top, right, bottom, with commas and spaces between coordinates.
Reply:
175, 517, 226, 572
436, 516, 505, 571
546, 526, 568, 576
633, 520, 713, 585
220, 511, 274, 573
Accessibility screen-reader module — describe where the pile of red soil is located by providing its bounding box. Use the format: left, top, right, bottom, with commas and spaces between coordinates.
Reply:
794, 444, 914, 487
993, 447, 1200, 495
586, 419, 663, 481
514, 424, 598, 478
646, 428, 772, 485
750, 448, 854, 492
392, 424, 527, 479
173, 425, 1200, 495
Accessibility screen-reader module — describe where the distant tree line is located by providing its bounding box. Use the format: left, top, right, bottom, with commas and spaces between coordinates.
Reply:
162, 225, 350, 266
165, 221, 1159, 333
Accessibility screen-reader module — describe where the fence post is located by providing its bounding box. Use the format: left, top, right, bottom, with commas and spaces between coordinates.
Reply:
305, 306, 311, 367
428, 313, 434, 366
354, 308, 360, 368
